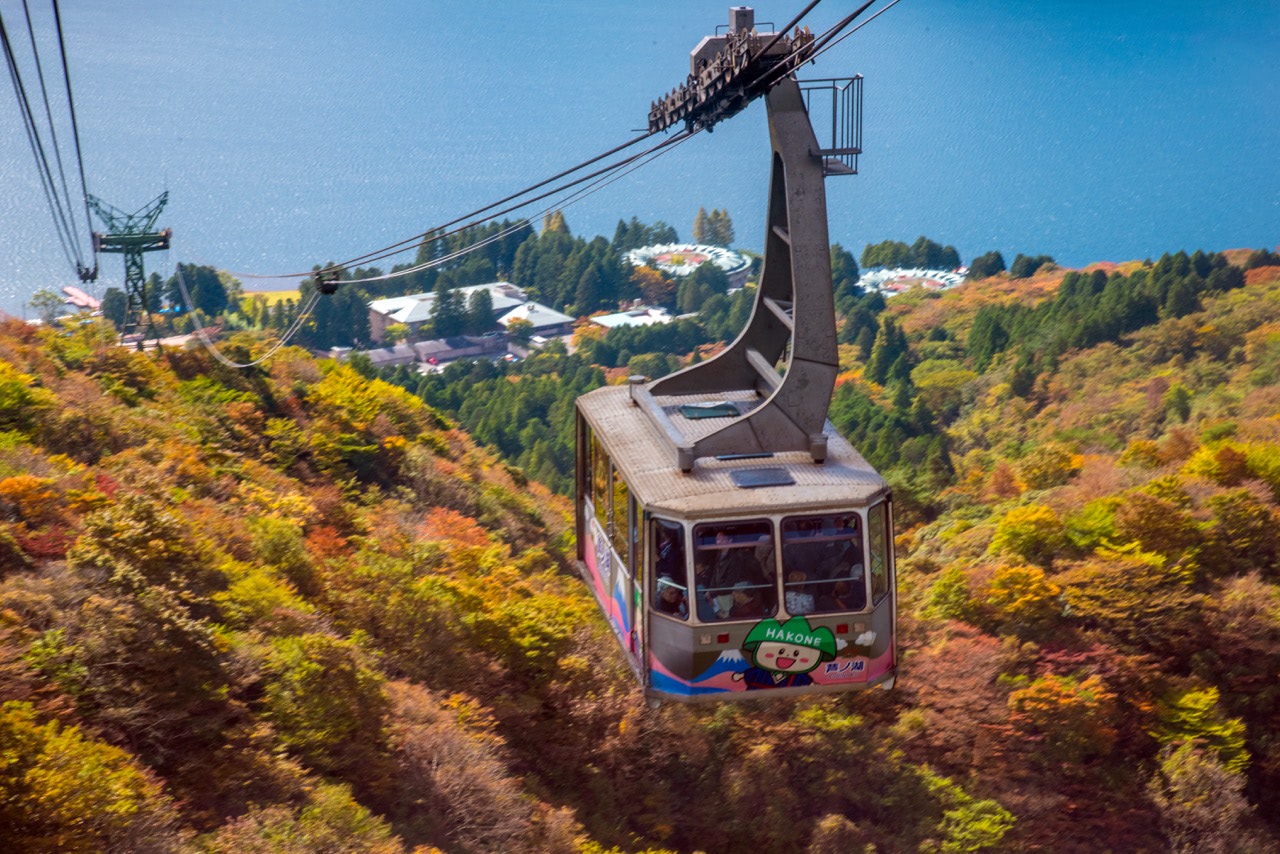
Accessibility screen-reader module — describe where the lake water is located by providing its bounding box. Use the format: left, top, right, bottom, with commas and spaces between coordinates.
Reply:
2, 0, 1277, 316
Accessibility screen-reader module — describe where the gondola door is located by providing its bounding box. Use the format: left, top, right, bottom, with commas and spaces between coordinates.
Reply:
604, 465, 630, 659
625, 498, 644, 662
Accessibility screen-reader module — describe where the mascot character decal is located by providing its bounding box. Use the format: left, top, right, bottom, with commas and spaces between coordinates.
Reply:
732, 616, 838, 689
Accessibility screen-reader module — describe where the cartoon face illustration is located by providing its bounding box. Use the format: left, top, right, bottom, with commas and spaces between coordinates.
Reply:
751, 640, 823, 674
733, 616, 838, 689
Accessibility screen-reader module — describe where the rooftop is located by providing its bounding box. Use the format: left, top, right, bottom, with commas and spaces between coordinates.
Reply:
498, 301, 574, 329
368, 281, 527, 322
592, 307, 674, 329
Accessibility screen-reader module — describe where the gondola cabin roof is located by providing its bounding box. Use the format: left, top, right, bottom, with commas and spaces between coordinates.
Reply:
579, 384, 888, 519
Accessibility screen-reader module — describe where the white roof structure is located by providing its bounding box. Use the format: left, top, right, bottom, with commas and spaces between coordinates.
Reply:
592, 307, 675, 329
498, 301, 574, 329
368, 292, 435, 325
856, 267, 967, 295
624, 243, 752, 282
368, 282, 527, 324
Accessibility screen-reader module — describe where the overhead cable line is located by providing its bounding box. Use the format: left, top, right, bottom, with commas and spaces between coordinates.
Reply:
755, 0, 826, 58
185, 127, 700, 369
231, 0, 879, 288
2, 8, 80, 273
342, 127, 701, 285
326, 128, 665, 274
238, 127, 667, 281
51, 0, 96, 280
804, 0, 904, 64
20, 0, 81, 262
296, 128, 697, 281
173, 256, 323, 369
749, 0, 878, 93
1, 1, 95, 280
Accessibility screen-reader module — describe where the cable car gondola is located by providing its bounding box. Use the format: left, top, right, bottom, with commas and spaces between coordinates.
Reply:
574, 7, 894, 702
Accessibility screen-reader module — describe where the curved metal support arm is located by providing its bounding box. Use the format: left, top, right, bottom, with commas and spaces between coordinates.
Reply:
640, 77, 839, 470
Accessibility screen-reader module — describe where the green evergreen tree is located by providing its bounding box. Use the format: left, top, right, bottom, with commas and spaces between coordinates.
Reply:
574, 262, 607, 315
431, 280, 467, 338
166, 264, 229, 318
1243, 247, 1280, 270
693, 207, 710, 244
145, 272, 164, 311
866, 315, 909, 384
861, 239, 913, 269
101, 288, 127, 329
854, 325, 876, 361
1162, 276, 1201, 319
709, 208, 734, 246
968, 307, 1010, 369
1010, 254, 1055, 279
467, 288, 494, 334
969, 250, 1007, 279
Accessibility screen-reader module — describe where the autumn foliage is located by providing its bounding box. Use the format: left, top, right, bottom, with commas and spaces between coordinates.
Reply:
0, 254, 1278, 851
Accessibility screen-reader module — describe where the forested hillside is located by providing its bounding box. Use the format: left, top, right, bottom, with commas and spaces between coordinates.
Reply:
2, 250, 1280, 852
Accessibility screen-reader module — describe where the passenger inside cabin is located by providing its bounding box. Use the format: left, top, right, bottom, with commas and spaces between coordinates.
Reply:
783, 513, 866, 614
692, 555, 721, 622
694, 521, 778, 620
655, 577, 688, 619
818, 578, 865, 612
712, 530, 762, 586
655, 526, 681, 579
729, 581, 765, 619
784, 570, 815, 615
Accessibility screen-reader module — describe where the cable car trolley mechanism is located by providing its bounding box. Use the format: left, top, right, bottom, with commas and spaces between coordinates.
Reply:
575, 5, 894, 702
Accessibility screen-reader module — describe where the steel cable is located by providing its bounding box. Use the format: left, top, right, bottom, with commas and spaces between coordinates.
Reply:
1, 8, 81, 273
51, 0, 97, 278
173, 255, 322, 368
21, 0, 84, 267
236, 128, 668, 281
342, 127, 700, 285
232, 129, 691, 282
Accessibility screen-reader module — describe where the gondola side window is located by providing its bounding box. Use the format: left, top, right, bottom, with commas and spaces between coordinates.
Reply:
631, 499, 643, 581
591, 433, 610, 533
610, 466, 629, 560
781, 513, 866, 615
692, 520, 777, 622
652, 518, 688, 621
868, 502, 889, 604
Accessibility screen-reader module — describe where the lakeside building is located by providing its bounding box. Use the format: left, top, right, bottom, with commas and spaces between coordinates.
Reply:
588, 306, 675, 330
333, 334, 507, 370
856, 267, 967, 295
624, 243, 753, 289
497, 301, 575, 337
591, 306, 675, 329
367, 281, 526, 343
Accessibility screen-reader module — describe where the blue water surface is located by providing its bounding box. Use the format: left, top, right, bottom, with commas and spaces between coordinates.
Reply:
2, 0, 1277, 315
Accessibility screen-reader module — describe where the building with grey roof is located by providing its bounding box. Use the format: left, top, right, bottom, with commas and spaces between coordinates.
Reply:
368, 281, 527, 342
497, 301, 575, 337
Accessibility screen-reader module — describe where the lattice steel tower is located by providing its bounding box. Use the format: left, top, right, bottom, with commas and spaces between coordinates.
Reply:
88, 192, 171, 333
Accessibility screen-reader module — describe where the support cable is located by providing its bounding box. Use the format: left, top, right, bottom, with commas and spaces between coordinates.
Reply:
310, 129, 694, 280
236, 128, 664, 281
21, 0, 84, 266
210, 1, 843, 285
191, 127, 699, 368
234, 128, 689, 281
173, 257, 322, 369
803, 0, 904, 65
1, 8, 81, 273
51, 0, 97, 279
755, 0, 826, 58
344, 127, 700, 285
748, 0, 878, 94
